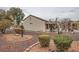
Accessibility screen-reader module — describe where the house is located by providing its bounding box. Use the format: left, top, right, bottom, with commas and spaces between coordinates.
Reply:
60, 20, 79, 32
23, 15, 79, 32
23, 15, 50, 32
71, 21, 79, 30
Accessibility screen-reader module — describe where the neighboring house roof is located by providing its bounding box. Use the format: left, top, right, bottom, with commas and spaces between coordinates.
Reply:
23, 15, 48, 22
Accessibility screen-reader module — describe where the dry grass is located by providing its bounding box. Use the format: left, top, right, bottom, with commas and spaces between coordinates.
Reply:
1, 34, 33, 42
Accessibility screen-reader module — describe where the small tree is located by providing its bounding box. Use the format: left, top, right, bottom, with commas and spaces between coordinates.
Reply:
7, 7, 25, 26
0, 19, 12, 33
49, 19, 56, 32
61, 18, 71, 32
0, 9, 6, 20
0, 9, 12, 33
67, 20, 72, 32
55, 18, 60, 34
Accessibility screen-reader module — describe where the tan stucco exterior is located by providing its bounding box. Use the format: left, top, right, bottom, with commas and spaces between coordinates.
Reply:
23, 15, 79, 32
23, 15, 46, 32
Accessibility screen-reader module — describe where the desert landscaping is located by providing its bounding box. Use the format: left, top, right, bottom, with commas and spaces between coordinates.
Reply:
0, 7, 79, 52
0, 31, 79, 52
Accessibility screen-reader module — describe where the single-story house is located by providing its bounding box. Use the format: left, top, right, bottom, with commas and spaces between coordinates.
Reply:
23, 15, 51, 32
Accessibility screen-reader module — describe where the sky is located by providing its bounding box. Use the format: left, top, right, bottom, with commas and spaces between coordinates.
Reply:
0, 7, 79, 21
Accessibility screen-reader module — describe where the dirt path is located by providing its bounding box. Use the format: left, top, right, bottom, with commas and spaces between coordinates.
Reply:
0, 34, 38, 52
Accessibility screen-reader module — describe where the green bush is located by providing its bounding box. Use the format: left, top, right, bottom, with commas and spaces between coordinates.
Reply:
54, 35, 73, 51
38, 35, 50, 47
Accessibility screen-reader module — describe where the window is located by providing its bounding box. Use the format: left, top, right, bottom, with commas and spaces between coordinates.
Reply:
46, 24, 49, 29
72, 24, 77, 29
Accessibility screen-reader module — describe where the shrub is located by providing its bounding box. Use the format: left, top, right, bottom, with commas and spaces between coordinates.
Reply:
54, 35, 73, 51
14, 25, 24, 34
37, 32, 48, 35
15, 28, 23, 34
38, 35, 50, 47
0, 19, 12, 33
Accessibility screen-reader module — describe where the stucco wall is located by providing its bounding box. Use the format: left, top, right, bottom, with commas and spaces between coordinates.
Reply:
23, 16, 46, 32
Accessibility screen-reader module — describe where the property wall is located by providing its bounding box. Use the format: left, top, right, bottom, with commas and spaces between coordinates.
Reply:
23, 16, 46, 32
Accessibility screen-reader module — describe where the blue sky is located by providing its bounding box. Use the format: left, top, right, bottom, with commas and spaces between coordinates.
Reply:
0, 7, 79, 21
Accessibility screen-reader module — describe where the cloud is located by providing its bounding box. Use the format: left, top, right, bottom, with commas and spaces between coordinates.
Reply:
0, 7, 79, 20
